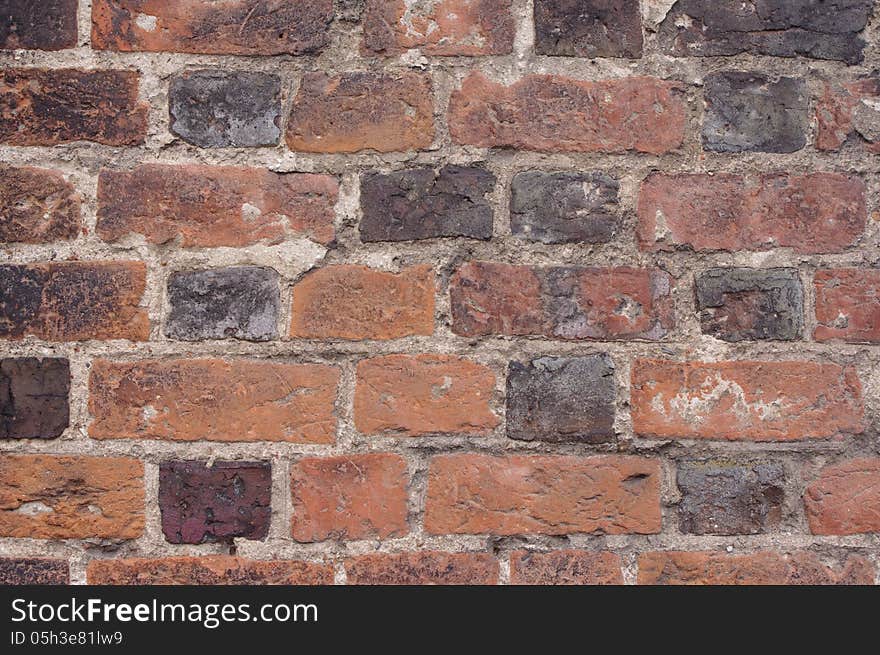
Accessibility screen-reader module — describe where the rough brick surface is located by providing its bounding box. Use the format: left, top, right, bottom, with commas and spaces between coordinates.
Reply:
0, 0, 78, 50
0, 166, 80, 243
159, 461, 271, 544
510, 550, 623, 585
424, 454, 661, 535
631, 360, 864, 441
345, 552, 499, 585
1, 357, 69, 440
87, 556, 332, 585
534, 0, 642, 58
89, 359, 339, 443
814, 269, 880, 343
816, 76, 880, 151
0, 454, 144, 539
354, 355, 497, 436
805, 459, 880, 535
0, 558, 69, 585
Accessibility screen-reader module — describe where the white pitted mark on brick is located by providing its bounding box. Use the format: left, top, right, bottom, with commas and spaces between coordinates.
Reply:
402, 0, 441, 38
241, 202, 262, 223
674, 14, 694, 29
431, 375, 453, 398
134, 13, 158, 32
657, 374, 785, 425
654, 209, 671, 242
614, 295, 643, 324
14, 501, 53, 515
142, 404, 158, 426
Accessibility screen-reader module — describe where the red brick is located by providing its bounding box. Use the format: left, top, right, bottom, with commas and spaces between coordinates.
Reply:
89, 359, 339, 444
638, 551, 874, 585
354, 355, 497, 436
0, 69, 148, 146
449, 262, 673, 340
290, 265, 435, 340
87, 556, 332, 585
805, 459, 880, 535
291, 454, 409, 542
97, 165, 337, 247
0, 166, 81, 243
816, 77, 880, 152
510, 551, 623, 585
637, 173, 866, 254
631, 360, 864, 441
287, 72, 435, 153
424, 454, 661, 536
814, 269, 880, 343
448, 73, 686, 154
345, 552, 498, 585
0, 454, 144, 539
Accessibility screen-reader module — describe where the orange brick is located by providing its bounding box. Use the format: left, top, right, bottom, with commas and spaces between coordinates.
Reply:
87, 556, 332, 585
345, 552, 498, 585
510, 551, 623, 585
805, 458, 880, 535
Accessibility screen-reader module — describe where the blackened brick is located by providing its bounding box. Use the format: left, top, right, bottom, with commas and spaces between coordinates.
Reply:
534, 0, 642, 58
1, 0, 78, 50
0, 358, 69, 439
0, 558, 69, 584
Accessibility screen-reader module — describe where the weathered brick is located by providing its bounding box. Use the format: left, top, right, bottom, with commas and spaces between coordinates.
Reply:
506, 355, 615, 443
92, 0, 333, 55
695, 268, 804, 342
805, 459, 880, 535
657, 0, 872, 64
345, 552, 499, 585
631, 360, 864, 441
638, 551, 874, 585
0, 454, 144, 539
637, 173, 866, 254
814, 269, 880, 343
0, 0, 78, 50
354, 354, 497, 436
290, 454, 409, 542
89, 359, 339, 443
0, 262, 149, 342
169, 70, 282, 148
816, 76, 880, 151
0, 558, 69, 584
534, 0, 642, 58
359, 166, 495, 242
448, 73, 686, 154
159, 461, 271, 544
1, 357, 69, 440
510, 171, 619, 244
0, 69, 148, 146
677, 460, 784, 535
449, 262, 674, 340
0, 166, 80, 243
424, 454, 661, 535
97, 165, 337, 247
290, 265, 435, 340
363, 0, 514, 56
165, 267, 280, 342
287, 72, 434, 153
510, 550, 623, 585
87, 556, 332, 585
703, 73, 809, 153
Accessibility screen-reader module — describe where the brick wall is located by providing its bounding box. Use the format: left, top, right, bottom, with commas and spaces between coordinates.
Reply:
1, 1, 879, 586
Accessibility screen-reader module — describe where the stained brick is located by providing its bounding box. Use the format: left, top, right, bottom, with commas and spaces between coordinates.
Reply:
816, 76, 880, 151
87, 556, 332, 585
0, 166, 81, 243
510, 551, 623, 585
1, 0, 78, 50
814, 269, 880, 343
534, 0, 642, 58
1, 357, 69, 440
345, 552, 499, 585
0, 558, 69, 584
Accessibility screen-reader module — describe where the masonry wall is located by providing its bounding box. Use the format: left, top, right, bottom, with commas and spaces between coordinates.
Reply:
1, 0, 879, 586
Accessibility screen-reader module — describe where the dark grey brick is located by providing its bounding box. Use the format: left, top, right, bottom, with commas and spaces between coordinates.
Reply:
534, 0, 643, 58
0, 358, 69, 439
0, 558, 69, 584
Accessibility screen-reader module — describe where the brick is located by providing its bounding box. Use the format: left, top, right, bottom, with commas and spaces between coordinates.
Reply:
159, 461, 271, 544
631, 360, 864, 441
449, 262, 673, 340
424, 454, 661, 535
0, 262, 149, 342
695, 268, 804, 342
0, 558, 69, 584
359, 166, 495, 242
287, 71, 434, 153
448, 73, 685, 154
354, 354, 497, 436
0, 454, 144, 539
816, 76, 880, 151
290, 265, 435, 340
637, 173, 866, 254
0, 166, 80, 243
506, 355, 615, 443
290, 454, 408, 542
638, 551, 874, 585
510, 551, 623, 585
363, 0, 514, 56
89, 359, 339, 444
702, 72, 808, 153
814, 269, 880, 343
657, 0, 872, 64
345, 552, 499, 585
805, 459, 880, 535
87, 556, 332, 585
0, 69, 148, 146
1, 357, 69, 440
534, 0, 642, 58
165, 267, 280, 342
169, 70, 282, 148
677, 460, 784, 535
97, 165, 337, 247
91, 0, 333, 56
510, 171, 619, 244
0, 0, 77, 50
